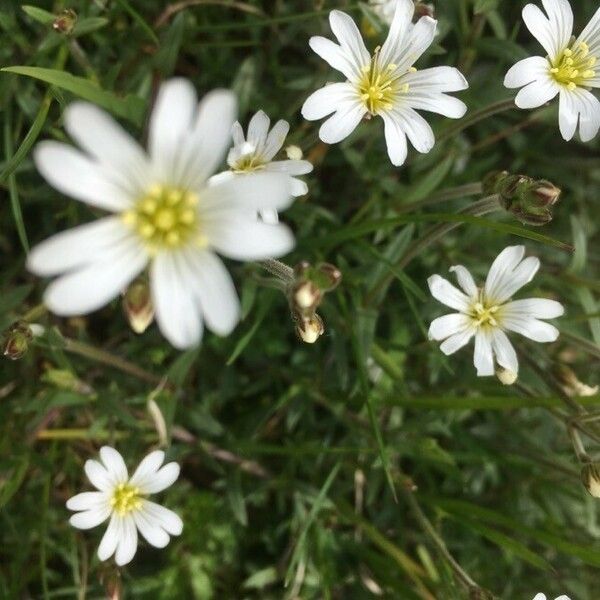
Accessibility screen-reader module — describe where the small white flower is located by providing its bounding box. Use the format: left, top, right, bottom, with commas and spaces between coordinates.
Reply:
213, 110, 313, 224
27, 79, 295, 349
427, 246, 564, 377
67, 446, 182, 566
504, 1, 600, 142
301, 0, 468, 166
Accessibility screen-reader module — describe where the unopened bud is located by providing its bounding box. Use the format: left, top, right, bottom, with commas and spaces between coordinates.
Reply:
556, 365, 599, 397
53, 9, 77, 34
3, 321, 33, 360
285, 145, 303, 160
296, 314, 324, 344
483, 170, 561, 227
123, 278, 154, 334
293, 281, 322, 312
581, 462, 600, 498
496, 367, 518, 386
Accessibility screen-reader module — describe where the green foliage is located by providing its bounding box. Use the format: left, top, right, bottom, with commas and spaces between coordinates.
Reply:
0, 1, 599, 599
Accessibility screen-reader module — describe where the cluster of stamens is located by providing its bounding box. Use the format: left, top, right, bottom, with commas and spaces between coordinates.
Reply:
470, 300, 500, 328
550, 41, 596, 90
122, 184, 201, 252
231, 153, 265, 173
110, 483, 142, 516
357, 56, 414, 114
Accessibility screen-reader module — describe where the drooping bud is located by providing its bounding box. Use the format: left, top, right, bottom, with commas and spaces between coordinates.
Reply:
290, 261, 342, 318
122, 278, 154, 334
3, 321, 33, 360
52, 9, 77, 34
496, 367, 518, 386
296, 314, 324, 344
555, 365, 599, 397
285, 145, 303, 160
581, 462, 600, 498
293, 280, 322, 312
482, 170, 561, 226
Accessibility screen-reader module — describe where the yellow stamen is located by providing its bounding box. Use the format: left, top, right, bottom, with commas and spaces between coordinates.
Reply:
550, 41, 597, 89
110, 483, 142, 516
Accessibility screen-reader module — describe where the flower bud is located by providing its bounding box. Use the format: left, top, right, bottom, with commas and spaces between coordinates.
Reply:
293, 280, 322, 312
3, 321, 33, 360
53, 9, 77, 34
296, 314, 324, 344
482, 170, 561, 227
496, 367, 518, 386
285, 145, 303, 160
123, 278, 154, 334
581, 462, 600, 498
414, 3, 435, 19
290, 261, 342, 317
555, 365, 599, 397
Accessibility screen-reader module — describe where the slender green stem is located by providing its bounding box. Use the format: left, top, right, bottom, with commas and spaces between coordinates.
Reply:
258, 259, 294, 283
395, 182, 483, 213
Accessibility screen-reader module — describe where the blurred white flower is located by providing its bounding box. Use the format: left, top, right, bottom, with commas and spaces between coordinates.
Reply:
428, 245, 564, 377
27, 79, 295, 349
67, 446, 182, 566
532, 594, 572, 600
301, 0, 468, 166
369, 0, 398, 26
504, 1, 600, 142
213, 110, 312, 224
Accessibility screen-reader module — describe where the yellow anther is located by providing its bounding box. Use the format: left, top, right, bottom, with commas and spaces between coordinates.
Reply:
550, 43, 598, 89
564, 48, 573, 56
141, 198, 157, 214
409, 66, 417, 73
583, 70, 595, 78
568, 81, 576, 90
165, 231, 181, 246
155, 208, 176, 230
122, 210, 137, 225
139, 223, 155, 238
148, 184, 163, 197
179, 209, 196, 225
167, 189, 182, 205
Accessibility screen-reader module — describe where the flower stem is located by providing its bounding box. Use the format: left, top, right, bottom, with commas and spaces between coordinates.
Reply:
395, 182, 483, 213
258, 259, 294, 283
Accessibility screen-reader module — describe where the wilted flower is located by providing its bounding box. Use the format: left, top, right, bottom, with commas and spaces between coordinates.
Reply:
496, 367, 518, 386
556, 365, 599, 397
3, 321, 33, 360
53, 9, 77, 34
302, 0, 468, 166
27, 79, 296, 349
296, 313, 325, 344
428, 245, 564, 377
581, 462, 600, 498
67, 446, 182, 566
504, 1, 600, 142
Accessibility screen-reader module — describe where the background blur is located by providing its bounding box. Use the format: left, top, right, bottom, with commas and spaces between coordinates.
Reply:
0, 0, 599, 598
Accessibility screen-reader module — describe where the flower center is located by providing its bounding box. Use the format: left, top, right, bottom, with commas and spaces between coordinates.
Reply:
357, 58, 414, 114
550, 42, 596, 90
110, 483, 142, 515
232, 154, 265, 173
122, 185, 202, 252
470, 301, 500, 328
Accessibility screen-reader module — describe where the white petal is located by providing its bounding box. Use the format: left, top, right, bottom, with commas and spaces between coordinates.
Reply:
64, 102, 150, 194
149, 78, 197, 182
386, 15, 437, 74
140, 463, 180, 494
247, 110, 270, 150
265, 160, 313, 176
428, 313, 470, 341
262, 119, 290, 161
140, 500, 183, 536
491, 329, 519, 373
42, 237, 147, 316
319, 101, 366, 144
260, 208, 279, 224
329, 10, 370, 70
84, 459, 113, 492
541, 0, 574, 53
391, 107, 435, 154
450, 265, 478, 298
34, 142, 133, 212
202, 172, 294, 213
289, 177, 309, 197
133, 510, 171, 548
115, 515, 138, 566
504, 56, 549, 88
129, 450, 165, 488
378, 0, 415, 67
206, 216, 294, 261
577, 6, 600, 56
302, 83, 357, 121
514, 77, 559, 109
559, 88, 600, 143
231, 121, 245, 146
179, 249, 240, 337
522, 3, 569, 59
403, 66, 468, 93
150, 252, 203, 349
381, 112, 408, 166
27, 217, 131, 277
439, 328, 475, 355
99, 447, 128, 482
484, 246, 525, 303
502, 315, 560, 342
473, 330, 494, 376
308, 36, 361, 81
98, 514, 121, 561
405, 92, 467, 119
69, 506, 111, 530
502, 298, 564, 319
66, 491, 108, 512
428, 274, 471, 311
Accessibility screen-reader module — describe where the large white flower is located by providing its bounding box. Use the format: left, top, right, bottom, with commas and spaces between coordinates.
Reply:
504, 1, 600, 142
301, 0, 468, 166
213, 110, 313, 224
27, 79, 295, 349
427, 246, 564, 377
67, 447, 183, 566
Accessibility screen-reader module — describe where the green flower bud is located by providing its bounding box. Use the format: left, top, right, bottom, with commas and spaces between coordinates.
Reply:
3, 321, 33, 360
581, 462, 600, 498
123, 278, 154, 334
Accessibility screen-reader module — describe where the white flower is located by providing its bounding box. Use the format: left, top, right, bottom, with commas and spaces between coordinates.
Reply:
213, 110, 313, 224
27, 79, 295, 349
301, 0, 468, 166
532, 595, 572, 600
66, 446, 182, 566
427, 246, 564, 377
504, 1, 600, 142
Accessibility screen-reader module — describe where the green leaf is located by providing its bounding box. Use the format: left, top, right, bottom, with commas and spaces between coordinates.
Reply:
21, 5, 55, 25
1, 66, 145, 125
0, 457, 29, 509
243, 567, 278, 590
114, 0, 159, 44
72, 17, 109, 37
